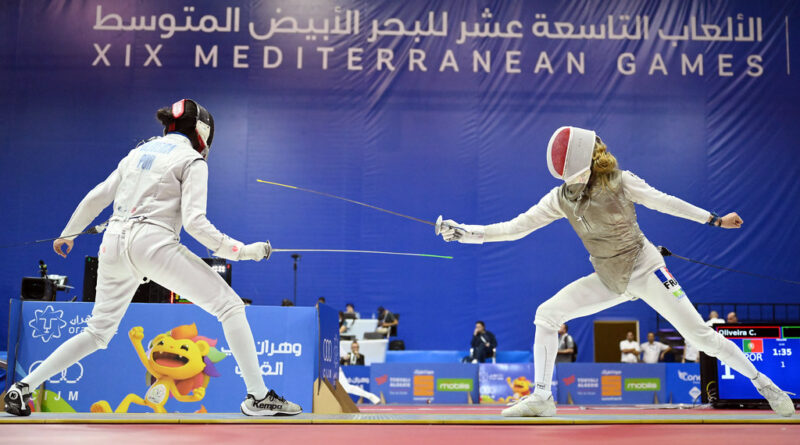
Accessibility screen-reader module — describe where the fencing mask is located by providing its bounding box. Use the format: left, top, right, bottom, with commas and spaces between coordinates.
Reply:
546, 126, 596, 185
165, 99, 214, 158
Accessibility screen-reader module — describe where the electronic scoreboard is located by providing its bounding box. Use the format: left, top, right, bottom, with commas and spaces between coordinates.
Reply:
700, 323, 800, 409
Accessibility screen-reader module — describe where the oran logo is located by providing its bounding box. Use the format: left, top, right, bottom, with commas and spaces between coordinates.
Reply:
436, 378, 473, 392
624, 378, 661, 391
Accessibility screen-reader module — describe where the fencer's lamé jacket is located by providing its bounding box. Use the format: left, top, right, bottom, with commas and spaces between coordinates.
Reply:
59, 133, 245, 260
478, 170, 711, 294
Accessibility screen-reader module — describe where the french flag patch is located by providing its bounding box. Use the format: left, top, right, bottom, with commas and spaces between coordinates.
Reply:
655, 267, 686, 299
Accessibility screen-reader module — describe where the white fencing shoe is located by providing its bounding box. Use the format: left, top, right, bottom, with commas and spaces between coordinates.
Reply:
4, 382, 32, 416
754, 374, 796, 417
501, 392, 556, 417
240, 389, 302, 416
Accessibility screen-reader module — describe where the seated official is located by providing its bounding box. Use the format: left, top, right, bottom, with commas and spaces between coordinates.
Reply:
468, 321, 497, 363
376, 306, 398, 337
345, 303, 360, 318
340, 340, 366, 366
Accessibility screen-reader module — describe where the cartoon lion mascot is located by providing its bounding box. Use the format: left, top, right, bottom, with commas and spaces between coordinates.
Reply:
91, 323, 226, 413
506, 376, 533, 401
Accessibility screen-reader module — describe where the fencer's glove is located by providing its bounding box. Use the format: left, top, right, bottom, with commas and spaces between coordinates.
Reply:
239, 241, 273, 261
439, 219, 485, 244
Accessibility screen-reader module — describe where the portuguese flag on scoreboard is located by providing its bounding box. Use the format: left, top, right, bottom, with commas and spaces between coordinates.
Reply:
743, 339, 763, 353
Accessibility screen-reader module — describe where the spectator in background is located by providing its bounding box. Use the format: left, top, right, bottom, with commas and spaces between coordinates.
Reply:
376, 306, 398, 337
706, 310, 725, 326
620, 331, 640, 363
640, 332, 671, 363
280, 299, 295, 307
468, 321, 498, 363
683, 341, 699, 363
556, 323, 576, 363
339, 311, 348, 334
345, 303, 359, 318
727, 311, 739, 324
316, 297, 326, 307
340, 340, 365, 366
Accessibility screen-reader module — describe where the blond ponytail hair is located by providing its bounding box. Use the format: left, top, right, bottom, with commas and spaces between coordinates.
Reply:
591, 136, 618, 190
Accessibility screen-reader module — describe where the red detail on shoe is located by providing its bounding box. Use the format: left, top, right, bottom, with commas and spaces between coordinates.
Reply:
232, 246, 239, 252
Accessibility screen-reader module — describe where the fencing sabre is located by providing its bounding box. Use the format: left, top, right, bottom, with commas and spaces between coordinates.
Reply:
658, 246, 800, 286
256, 179, 453, 235
260, 241, 450, 259
0, 221, 109, 249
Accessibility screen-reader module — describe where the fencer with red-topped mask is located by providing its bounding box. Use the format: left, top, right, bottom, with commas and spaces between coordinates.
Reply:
438, 127, 794, 417
4, 100, 301, 417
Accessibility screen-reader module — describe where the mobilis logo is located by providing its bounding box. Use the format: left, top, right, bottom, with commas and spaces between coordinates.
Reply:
624, 378, 661, 391
436, 379, 473, 392
562, 375, 576, 386
375, 374, 388, 385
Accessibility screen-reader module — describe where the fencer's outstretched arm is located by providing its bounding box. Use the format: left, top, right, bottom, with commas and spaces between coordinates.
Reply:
621, 171, 711, 223
439, 187, 564, 244
60, 169, 122, 240
482, 187, 565, 242
181, 160, 246, 259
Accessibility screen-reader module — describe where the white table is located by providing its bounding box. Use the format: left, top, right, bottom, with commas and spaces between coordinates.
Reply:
340, 339, 388, 365
342, 318, 379, 340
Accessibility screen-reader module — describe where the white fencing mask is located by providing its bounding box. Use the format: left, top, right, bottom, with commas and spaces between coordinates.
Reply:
546, 126, 596, 185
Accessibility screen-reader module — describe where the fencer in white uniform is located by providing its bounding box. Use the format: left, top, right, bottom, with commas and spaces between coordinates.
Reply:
4, 99, 300, 417
438, 126, 795, 417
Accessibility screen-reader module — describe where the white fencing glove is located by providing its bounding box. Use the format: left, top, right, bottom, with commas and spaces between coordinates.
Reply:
437, 217, 485, 244
239, 240, 273, 261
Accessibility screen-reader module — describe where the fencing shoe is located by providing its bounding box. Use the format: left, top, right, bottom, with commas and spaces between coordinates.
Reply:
753, 373, 795, 417
4, 382, 32, 416
241, 389, 302, 416
501, 392, 556, 417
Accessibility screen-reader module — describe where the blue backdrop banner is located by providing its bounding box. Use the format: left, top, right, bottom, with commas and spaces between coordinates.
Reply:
341, 365, 371, 403
370, 363, 479, 404
6, 300, 332, 413
1, 0, 799, 356
556, 363, 667, 405
665, 363, 701, 404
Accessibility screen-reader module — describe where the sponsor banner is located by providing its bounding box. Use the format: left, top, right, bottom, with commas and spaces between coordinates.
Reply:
370, 363, 478, 404
316, 304, 340, 386
341, 365, 371, 403
478, 363, 558, 404
665, 363, 701, 404
7, 301, 330, 413
556, 363, 666, 404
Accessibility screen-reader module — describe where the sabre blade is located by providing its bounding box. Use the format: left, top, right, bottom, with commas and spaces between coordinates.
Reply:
271, 248, 452, 260
257, 179, 436, 226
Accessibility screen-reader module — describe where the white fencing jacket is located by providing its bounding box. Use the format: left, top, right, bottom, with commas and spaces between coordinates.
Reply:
60, 133, 245, 260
